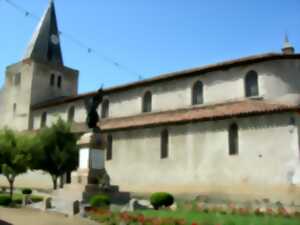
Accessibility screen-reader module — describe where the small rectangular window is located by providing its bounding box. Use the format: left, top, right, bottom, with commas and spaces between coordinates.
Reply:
13, 103, 17, 116
101, 100, 109, 119
50, 74, 55, 86
161, 129, 169, 159
57, 76, 62, 88
229, 123, 239, 155
14, 73, 21, 86
106, 135, 113, 160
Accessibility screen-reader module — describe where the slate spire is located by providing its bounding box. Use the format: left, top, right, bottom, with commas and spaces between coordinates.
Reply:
282, 34, 295, 55
23, 0, 63, 65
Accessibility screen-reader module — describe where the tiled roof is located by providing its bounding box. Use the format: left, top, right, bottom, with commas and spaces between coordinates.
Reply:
31, 93, 93, 110
31, 53, 300, 110
98, 100, 299, 131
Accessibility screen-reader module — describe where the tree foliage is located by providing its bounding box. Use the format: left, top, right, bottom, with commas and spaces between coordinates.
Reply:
0, 129, 37, 200
34, 118, 78, 189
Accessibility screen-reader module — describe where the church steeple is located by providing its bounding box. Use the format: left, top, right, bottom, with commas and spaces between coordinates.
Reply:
281, 34, 295, 55
23, 0, 63, 65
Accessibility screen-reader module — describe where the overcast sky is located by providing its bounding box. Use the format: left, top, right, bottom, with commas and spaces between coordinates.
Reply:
0, 0, 299, 93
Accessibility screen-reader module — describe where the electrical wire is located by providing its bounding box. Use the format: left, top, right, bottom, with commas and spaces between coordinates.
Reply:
2, 0, 144, 81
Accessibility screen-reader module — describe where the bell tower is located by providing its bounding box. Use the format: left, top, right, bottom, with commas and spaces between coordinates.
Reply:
2, 0, 78, 131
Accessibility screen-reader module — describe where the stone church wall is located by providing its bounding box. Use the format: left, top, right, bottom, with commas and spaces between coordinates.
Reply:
106, 112, 300, 204
106, 59, 300, 118
32, 99, 86, 129
31, 59, 300, 130
2, 62, 34, 130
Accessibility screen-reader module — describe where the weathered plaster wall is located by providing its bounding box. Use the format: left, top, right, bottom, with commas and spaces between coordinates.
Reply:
2, 62, 34, 130
105, 112, 300, 204
259, 59, 300, 104
104, 59, 300, 118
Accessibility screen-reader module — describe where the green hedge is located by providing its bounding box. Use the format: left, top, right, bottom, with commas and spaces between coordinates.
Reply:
22, 188, 32, 195
150, 192, 174, 210
89, 194, 110, 208
0, 196, 11, 206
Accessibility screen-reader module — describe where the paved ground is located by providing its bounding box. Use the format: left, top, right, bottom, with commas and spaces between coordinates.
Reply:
0, 207, 99, 225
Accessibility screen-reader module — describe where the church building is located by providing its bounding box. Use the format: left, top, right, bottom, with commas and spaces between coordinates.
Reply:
1, 1, 300, 204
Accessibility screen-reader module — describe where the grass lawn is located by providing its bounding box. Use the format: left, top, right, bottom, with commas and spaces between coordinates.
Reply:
136, 209, 300, 225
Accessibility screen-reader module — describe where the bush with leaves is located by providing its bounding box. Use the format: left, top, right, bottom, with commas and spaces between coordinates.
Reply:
150, 192, 174, 210
22, 188, 32, 195
0, 195, 11, 206
89, 194, 110, 208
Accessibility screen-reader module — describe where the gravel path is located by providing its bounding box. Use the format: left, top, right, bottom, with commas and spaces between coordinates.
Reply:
0, 207, 99, 225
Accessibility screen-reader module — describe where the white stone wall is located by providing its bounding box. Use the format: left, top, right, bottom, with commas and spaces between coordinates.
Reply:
105, 112, 300, 204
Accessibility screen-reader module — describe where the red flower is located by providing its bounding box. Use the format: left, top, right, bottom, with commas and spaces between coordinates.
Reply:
137, 214, 145, 224
174, 218, 186, 225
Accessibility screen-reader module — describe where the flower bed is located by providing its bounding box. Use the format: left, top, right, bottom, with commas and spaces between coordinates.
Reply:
88, 206, 300, 225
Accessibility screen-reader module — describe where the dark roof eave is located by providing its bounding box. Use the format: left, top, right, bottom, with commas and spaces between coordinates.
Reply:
98, 104, 300, 132
29, 104, 299, 133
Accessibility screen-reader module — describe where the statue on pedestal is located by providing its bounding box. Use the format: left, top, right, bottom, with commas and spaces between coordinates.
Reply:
79, 87, 130, 203
84, 88, 103, 132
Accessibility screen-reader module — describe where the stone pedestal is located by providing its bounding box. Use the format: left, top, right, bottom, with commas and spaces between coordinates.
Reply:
77, 132, 105, 201
76, 131, 130, 204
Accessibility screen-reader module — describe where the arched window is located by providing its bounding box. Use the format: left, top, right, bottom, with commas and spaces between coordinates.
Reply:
229, 123, 238, 155
57, 76, 62, 88
245, 71, 258, 97
101, 99, 109, 119
41, 112, 47, 128
192, 81, 204, 105
67, 106, 75, 123
106, 135, 113, 160
142, 91, 152, 113
161, 129, 169, 159
50, 74, 55, 86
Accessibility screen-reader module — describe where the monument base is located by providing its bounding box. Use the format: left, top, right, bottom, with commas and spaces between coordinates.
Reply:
76, 168, 130, 204
82, 185, 130, 204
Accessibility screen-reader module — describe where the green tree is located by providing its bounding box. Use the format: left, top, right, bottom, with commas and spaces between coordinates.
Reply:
34, 118, 78, 189
0, 129, 36, 200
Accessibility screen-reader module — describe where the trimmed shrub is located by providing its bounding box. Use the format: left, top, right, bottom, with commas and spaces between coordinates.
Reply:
22, 188, 32, 195
150, 192, 174, 210
0, 196, 11, 206
31, 196, 44, 203
89, 194, 110, 208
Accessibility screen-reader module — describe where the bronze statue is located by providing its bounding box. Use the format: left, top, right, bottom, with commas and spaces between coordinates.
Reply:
84, 88, 103, 131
